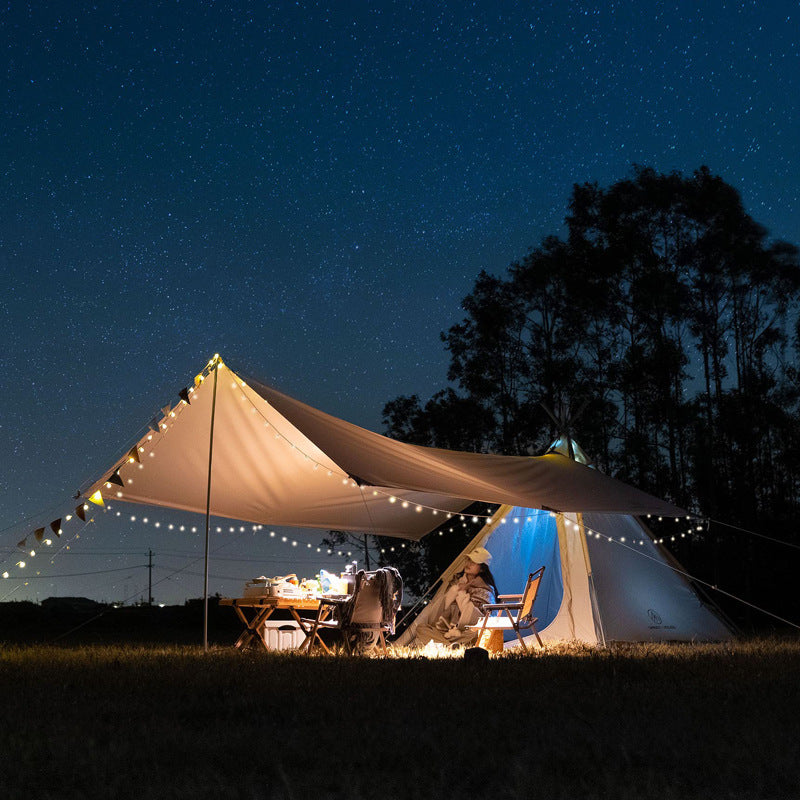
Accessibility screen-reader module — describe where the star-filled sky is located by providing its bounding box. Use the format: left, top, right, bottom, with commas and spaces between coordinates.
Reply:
2, 1, 798, 606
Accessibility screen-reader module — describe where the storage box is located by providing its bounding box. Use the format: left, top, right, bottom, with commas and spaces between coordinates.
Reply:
243, 575, 302, 598
260, 621, 305, 650
243, 578, 271, 598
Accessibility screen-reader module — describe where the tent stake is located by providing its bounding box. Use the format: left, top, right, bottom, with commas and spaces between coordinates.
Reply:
203, 360, 220, 652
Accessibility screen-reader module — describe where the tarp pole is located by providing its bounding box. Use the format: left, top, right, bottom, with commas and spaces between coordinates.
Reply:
203, 360, 220, 652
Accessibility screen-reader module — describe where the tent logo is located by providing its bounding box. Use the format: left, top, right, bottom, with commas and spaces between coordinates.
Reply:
647, 609, 663, 626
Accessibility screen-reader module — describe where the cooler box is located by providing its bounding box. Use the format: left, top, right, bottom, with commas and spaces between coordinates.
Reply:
260, 621, 305, 650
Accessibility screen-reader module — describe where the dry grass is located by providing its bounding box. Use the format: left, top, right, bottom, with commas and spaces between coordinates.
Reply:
1, 638, 799, 799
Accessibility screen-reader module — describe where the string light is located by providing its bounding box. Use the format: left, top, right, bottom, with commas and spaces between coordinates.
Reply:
99, 503, 364, 565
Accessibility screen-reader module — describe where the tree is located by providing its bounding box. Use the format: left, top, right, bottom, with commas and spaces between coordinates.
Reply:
381, 165, 800, 626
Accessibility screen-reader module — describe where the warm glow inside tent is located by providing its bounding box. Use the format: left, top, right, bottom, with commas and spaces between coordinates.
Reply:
86, 358, 688, 540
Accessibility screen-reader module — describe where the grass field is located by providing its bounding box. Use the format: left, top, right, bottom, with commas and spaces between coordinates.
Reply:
2, 639, 799, 800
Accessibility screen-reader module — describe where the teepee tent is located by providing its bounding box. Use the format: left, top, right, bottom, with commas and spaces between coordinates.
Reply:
397, 444, 733, 646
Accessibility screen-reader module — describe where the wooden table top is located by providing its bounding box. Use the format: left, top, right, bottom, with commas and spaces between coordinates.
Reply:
220, 595, 323, 610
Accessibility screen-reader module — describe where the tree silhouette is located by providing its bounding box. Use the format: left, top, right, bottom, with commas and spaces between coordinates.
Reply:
381, 165, 800, 623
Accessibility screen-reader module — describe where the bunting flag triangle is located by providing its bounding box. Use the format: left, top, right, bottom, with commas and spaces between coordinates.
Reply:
161, 405, 171, 417
178, 387, 191, 405
75, 505, 86, 522
127, 446, 140, 464
17, 537, 27, 549
50, 518, 62, 537
34, 528, 45, 543
107, 471, 125, 487
89, 490, 105, 506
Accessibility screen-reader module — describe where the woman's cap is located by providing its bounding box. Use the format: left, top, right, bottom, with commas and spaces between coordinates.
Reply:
466, 546, 492, 564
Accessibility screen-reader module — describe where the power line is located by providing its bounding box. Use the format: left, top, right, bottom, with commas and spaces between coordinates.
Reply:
1, 565, 148, 579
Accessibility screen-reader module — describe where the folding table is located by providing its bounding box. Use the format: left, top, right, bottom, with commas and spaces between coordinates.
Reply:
220, 596, 334, 652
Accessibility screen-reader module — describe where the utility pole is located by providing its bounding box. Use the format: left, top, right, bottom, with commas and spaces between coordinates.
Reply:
148, 549, 153, 606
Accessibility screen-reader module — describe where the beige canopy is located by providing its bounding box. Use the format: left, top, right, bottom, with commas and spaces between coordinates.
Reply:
86, 359, 686, 539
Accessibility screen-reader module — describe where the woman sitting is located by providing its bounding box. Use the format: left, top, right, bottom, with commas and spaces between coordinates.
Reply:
413, 546, 498, 648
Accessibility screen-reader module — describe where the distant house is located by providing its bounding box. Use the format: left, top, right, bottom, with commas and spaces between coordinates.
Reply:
41, 597, 105, 613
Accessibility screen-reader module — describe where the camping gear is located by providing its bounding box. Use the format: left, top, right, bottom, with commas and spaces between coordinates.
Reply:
307, 567, 403, 654
260, 622, 306, 650
341, 561, 357, 594
243, 575, 300, 598
220, 595, 324, 651
318, 569, 348, 595
468, 567, 546, 652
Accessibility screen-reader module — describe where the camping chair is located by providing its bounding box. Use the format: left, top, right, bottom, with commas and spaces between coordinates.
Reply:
307, 567, 403, 655
469, 567, 545, 653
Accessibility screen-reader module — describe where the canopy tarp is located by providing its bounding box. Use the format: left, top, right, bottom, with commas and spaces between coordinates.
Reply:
86, 360, 687, 539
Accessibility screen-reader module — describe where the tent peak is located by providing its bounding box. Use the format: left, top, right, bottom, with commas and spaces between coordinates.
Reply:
546, 437, 592, 466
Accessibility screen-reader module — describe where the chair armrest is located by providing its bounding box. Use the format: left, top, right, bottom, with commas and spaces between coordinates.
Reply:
481, 601, 522, 612
315, 596, 349, 622
320, 594, 350, 603
496, 593, 523, 600
320, 597, 349, 605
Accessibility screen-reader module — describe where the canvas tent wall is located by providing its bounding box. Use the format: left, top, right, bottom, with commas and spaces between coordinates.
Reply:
397, 505, 733, 646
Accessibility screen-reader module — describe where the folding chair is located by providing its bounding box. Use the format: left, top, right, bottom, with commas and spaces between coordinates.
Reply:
308, 567, 402, 654
470, 566, 545, 652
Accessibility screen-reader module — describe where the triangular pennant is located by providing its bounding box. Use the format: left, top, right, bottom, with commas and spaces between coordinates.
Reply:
161, 405, 171, 417
17, 537, 27, 549
127, 447, 140, 464
76, 505, 86, 522
50, 518, 62, 536
34, 528, 45, 543
89, 490, 105, 507
178, 387, 191, 405
107, 471, 125, 487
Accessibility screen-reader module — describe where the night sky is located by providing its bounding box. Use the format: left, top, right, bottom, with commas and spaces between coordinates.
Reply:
2, 1, 798, 606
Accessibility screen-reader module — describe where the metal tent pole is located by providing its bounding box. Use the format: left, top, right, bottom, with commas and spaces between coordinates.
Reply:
203, 359, 220, 652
